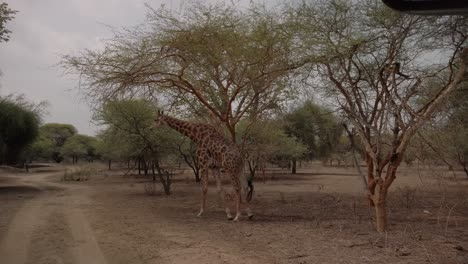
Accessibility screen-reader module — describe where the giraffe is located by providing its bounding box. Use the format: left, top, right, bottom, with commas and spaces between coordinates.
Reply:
154, 111, 254, 221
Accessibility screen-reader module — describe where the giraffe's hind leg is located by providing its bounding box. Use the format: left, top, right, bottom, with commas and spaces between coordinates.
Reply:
214, 169, 233, 220
197, 167, 208, 217
240, 172, 254, 220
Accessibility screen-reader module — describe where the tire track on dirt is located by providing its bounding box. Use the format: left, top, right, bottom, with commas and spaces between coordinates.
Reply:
0, 192, 43, 264
66, 200, 108, 264
0, 170, 108, 264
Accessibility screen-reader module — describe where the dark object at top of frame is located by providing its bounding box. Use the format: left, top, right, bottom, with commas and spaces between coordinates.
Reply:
382, 0, 468, 15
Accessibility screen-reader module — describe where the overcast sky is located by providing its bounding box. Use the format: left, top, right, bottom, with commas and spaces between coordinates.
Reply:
0, 0, 205, 135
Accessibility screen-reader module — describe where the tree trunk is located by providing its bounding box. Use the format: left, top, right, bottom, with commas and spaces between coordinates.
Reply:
193, 168, 200, 182
142, 157, 148, 175
374, 183, 389, 233
366, 155, 376, 206
151, 162, 156, 181
154, 160, 171, 195
291, 159, 297, 174
456, 153, 468, 178
375, 200, 387, 233
369, 160, 399, 233
138, 158, 141, 175
248, 160, 257, 180
108, 159, 112, 170
463, 165, 468, 178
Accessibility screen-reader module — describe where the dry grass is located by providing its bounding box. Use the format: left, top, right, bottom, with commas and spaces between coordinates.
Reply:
54, 162, 468, 263
62, 164, 102, 181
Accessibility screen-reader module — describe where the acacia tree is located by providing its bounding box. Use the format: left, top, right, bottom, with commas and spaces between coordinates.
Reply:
238, 120, 306, 179
284, 100, 342, 171
39, 123, 77, 163
62, 134, 98, 164
63, 2, 308, 142
95, 128, 134, 170
292, 0, 467, 232
98, 99, 177, 194
27, 132, 54, 162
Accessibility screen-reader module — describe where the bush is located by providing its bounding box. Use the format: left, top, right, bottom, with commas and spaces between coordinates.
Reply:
62, 165, 99, 181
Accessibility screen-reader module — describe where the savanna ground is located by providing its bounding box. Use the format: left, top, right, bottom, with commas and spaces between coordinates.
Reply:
0, 162, 467, 264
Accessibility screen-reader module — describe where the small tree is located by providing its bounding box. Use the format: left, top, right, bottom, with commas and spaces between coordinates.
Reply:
239, 120, 306, 178
98, 99, 177, 195
95, 129, 133, 170
284, 100, 342, 169
62, 134, 98, 164
39, 123, 77, 162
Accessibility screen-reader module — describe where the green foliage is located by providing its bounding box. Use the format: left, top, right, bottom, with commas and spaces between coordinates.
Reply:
97, 99, 177, 161
39, 123, 77, 162
40, 123, 77, 146
27, 132, 54, 161
95, 128, 131, 161
0, 2, 17, 43
0, 94, 48, 120
63, 2, 305, 141
414, 84, 468, 174
0, 98, 40, 164
238, 119, 306, 176
284, 100, 342, 160
62, 134, 98, 162
96, 99, 177, 194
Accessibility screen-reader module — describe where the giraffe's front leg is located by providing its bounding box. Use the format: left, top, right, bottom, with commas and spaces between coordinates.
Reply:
214, 169, 233, 220
198, 168, 208, 217
233, 187, 242, 222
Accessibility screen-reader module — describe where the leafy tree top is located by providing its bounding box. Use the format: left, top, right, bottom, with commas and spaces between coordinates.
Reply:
63, 2, 310, 141
0, 2, 17, 43
40, 123, 78, 147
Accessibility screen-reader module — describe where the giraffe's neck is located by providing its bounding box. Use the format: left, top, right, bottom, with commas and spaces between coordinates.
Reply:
162, 115, 202, 143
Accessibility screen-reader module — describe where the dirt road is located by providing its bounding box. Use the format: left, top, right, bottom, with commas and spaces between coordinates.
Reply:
1, 165, 467, 264
0, 168, 107, 264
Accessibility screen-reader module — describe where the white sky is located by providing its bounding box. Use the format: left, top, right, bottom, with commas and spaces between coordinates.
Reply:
0, 0, 215, 135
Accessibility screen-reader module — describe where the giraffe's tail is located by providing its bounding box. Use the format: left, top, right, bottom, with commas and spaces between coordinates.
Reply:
246, 179, 254, 202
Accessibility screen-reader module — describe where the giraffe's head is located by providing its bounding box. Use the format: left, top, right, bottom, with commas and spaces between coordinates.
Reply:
154, 110, 167, 128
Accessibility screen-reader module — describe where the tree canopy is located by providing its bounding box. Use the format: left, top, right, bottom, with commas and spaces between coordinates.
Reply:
62, 134, 98, 163
63, 2, 308, 141
238, 119, 306, 177
39, 123, 78, 162
284, 100, 342, 161
0, 98, 40, 164
97, 99, 178, 162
